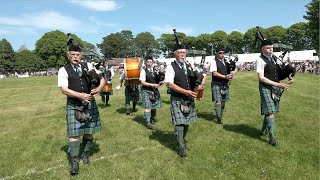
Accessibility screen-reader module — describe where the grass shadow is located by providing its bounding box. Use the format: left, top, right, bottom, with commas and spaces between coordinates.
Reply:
161, 99, 170, 105
197, 111, 215, 121
60, 140, 101, 165
223, 124, 266, 142
149, 130, 176, 152
131, 115, 146, 127
116, 107, 127, 114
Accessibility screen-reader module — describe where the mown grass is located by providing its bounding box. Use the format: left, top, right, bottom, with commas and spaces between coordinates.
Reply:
0, 71, 319, 179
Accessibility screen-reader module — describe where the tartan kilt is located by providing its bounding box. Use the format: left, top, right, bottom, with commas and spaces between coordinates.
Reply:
259, 84, 280, 115
211, 82, 229, 102
170, 97, 197, 125
66, 98, 101, 138
125, 85, 140, 102
141, 89, 162, 109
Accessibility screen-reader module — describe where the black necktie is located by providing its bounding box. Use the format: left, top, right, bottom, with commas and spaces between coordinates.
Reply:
74, 65, 82, 77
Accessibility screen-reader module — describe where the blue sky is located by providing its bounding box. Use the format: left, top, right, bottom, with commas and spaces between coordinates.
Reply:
0, 0, 311, 51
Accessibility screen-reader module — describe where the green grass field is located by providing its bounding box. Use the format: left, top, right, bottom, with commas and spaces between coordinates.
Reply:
0, 71, 319, 179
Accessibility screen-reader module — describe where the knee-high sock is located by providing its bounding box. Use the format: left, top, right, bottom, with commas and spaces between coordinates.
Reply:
174, 125, 184, 146
183, 125, 189, 140
101, 94, 105, 104
144, 111, 151, 124
105, 95, 109, 104
151, 109, 156, 120
266, 115, 275, 137
133, 101, 137, 109
221, 103, 225, 117
68, 141, 80, 157
261, 116, 268, 133
82, 137, 93, 153
214, 103, 222, 118
126, 104, 130, 111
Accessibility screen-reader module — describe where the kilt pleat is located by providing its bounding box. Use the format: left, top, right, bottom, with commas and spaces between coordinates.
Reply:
141, 89, 162, 109
170, 97, 197, 125
125, 85, 140, 102
259, 84, 280, 115
211, 82, 229, 102
66, 99, 101, 137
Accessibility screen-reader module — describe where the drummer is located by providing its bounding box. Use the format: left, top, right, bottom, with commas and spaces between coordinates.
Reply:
118, 72, 140, 115
139, 56, 164, 129
100, 61, 114, 107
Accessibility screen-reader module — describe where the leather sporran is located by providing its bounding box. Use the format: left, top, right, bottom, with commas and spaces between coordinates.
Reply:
220, 85, 228, 96
75, 104, 90, 122
180, 99, 192, 114
271, 87, 281, 102
148, 91, 156, 102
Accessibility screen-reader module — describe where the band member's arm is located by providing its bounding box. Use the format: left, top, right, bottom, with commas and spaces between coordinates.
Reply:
197, 76, 207, 90
212, 72, 233, 80
60, 86, 93, 101
257, 72, 288, 90
167, 83, 196, 98
141, 80, 160, 88
230, 68, 238, 77
210, 60, 232, 80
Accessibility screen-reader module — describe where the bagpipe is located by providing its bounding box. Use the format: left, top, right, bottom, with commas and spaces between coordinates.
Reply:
67, 33, 101, 91
255, 27, 296, 81
173, 29, 204, 99
154, 68, 165, 84
226, 55, 238, 74
272, 51, 296, 80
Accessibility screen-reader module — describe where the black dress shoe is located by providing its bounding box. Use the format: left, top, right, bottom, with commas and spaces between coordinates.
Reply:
81, 152, 90, 164
269, 136, 278, 146
183, 140, 190, 151
70, 156, 79, 176
126, 110, 130, 115
146, 123, 153, 129
177, 145, 187, 158
217, 117, 223, 124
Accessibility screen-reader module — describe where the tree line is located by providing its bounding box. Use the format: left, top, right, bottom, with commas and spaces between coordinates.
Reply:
0, 0, 318, 73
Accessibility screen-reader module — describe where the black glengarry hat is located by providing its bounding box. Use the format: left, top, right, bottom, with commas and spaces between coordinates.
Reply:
261, 39, 272, 47
174, 43, 186, 51
215, 47, 225, 53
68, 44, 81, 52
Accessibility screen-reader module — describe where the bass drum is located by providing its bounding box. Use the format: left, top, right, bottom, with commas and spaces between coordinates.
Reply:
124, 57, 141, 84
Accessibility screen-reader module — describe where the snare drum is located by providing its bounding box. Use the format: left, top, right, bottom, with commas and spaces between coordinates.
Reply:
102, 81, 112, 92
124, 57, 141, 85
125, 79, 140, 85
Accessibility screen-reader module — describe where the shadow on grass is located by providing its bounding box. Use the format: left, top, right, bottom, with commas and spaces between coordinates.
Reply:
60, 140, 101, 165
161, 99, 170, 105
131, 114, 146, 127
149, 130, 176, 152
197, 111, 215, 121
116, 107, 127, 114
223, 124, 266, 142
116, 106, 140, 115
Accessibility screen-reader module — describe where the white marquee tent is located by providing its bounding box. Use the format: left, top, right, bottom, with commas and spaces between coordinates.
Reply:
156, 50, 319, 65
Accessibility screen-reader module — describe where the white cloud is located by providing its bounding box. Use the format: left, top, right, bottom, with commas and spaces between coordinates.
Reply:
88, 16, 117, 27
0, 29, 10, 34
67, 0, 122, 11
24, 11, 83, 31
147, 24, 194, 35
0, 11, 98, 33
0, 17, 24, 26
